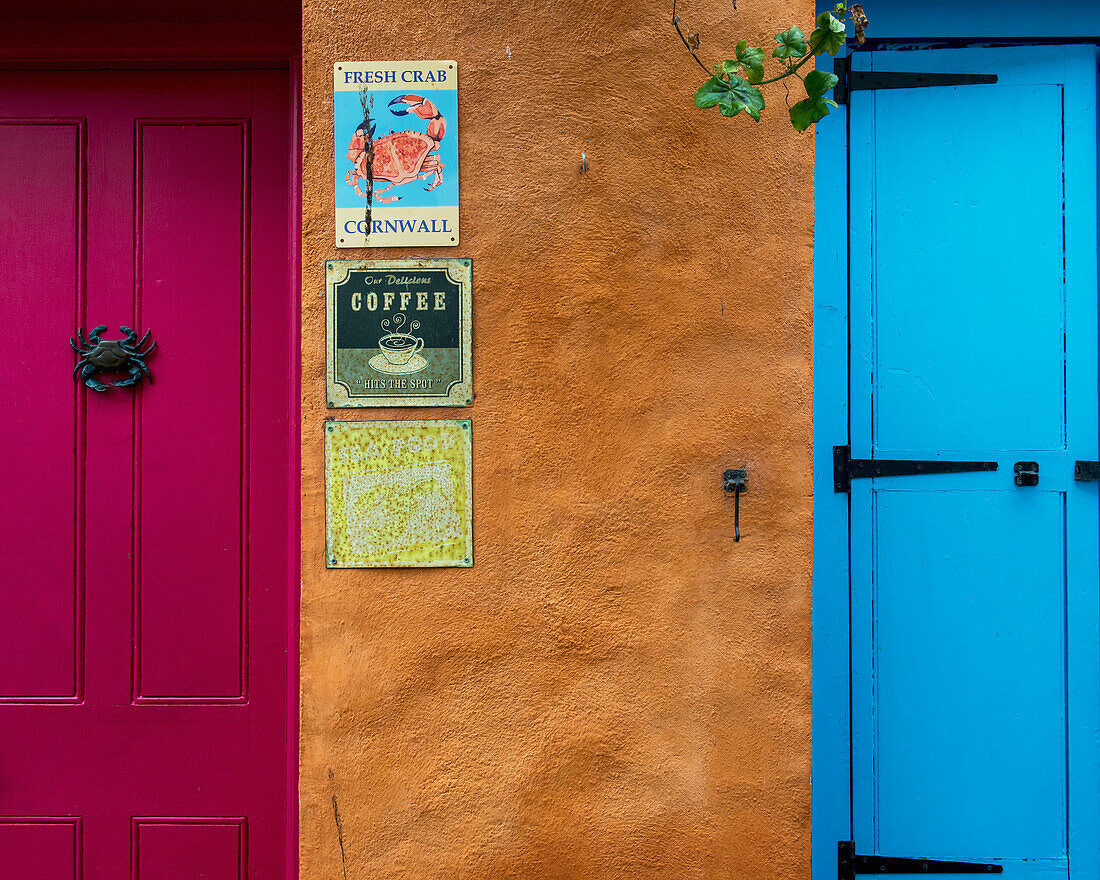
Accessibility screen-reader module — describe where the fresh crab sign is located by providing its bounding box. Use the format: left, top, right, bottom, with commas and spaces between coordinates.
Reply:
334, 60, 459, 248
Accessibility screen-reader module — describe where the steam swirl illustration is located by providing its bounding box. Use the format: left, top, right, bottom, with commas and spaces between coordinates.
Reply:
380, 313, 421, 334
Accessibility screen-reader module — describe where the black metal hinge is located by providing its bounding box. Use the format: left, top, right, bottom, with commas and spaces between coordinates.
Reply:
833, 57, 998, 104
1013, 460, 1039, 486
839, 841, 1003, 880
833, 445, 998, 493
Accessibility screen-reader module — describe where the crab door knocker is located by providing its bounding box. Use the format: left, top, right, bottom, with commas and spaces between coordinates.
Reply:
71, 325, 156, 391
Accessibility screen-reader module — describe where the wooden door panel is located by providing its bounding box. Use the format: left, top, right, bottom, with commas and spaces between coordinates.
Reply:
135, 120, 250, 702
859, 488, 1066, 859
868, 83, 1066, 455
0, 119, 84, 702
133, 820, 246, 880
0, 819, 81, 880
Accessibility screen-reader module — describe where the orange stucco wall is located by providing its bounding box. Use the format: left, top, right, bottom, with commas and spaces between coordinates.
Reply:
300, 0, 815, 875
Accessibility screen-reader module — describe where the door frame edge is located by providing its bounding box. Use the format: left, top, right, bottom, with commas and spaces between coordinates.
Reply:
811, 42, 853, 880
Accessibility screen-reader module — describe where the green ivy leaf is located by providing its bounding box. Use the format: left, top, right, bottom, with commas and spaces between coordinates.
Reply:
718, 74, 765, 121
810, 10, 847, 56
804, 68, 839, 98
787, 97, 836, 131
733, 40, 766, 84
789, 69, 840, 130
694, 76, 731, 109
773, 26, 808, 60
789, 96, 838, 130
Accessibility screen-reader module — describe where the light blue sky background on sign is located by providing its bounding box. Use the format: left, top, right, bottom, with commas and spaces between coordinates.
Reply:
334, 88, 459, 210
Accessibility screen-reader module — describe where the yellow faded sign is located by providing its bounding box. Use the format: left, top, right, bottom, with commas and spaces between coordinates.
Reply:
325, 419, 472, 567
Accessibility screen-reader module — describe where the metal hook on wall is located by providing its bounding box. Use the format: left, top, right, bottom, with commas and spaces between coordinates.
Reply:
723, 468, 748, 541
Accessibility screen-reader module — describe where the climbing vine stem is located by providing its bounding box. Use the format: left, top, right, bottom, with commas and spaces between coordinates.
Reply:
673, 1, 868, 131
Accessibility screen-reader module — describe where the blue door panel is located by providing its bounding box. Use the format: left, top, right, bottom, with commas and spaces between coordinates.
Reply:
853, 488, 1067, 859
868, 82, 1066, 454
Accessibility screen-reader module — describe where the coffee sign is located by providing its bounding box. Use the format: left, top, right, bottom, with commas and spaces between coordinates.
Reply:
326, 258, 472, 407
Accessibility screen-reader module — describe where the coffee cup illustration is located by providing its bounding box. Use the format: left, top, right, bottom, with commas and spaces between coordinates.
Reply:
378, 314, 424, 366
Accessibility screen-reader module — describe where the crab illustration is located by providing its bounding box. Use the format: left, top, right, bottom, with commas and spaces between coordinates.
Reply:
345, 94, 447, 203
71, 325, 156, 391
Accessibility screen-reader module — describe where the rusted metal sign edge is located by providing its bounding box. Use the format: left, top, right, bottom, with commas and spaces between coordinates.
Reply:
324, 419, 473, 568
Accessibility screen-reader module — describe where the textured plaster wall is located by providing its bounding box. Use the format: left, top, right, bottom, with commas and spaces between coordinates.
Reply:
300, 0, 815, 876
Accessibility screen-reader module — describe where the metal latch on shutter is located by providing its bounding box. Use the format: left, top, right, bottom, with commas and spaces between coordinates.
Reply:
832, 57, 998, 104
838, 841, 1002, 880
833, 445, 998, 493
1075, 460, 1100, 481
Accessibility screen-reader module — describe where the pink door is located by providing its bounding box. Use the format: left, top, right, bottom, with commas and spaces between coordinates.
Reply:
0, 70, 294, 879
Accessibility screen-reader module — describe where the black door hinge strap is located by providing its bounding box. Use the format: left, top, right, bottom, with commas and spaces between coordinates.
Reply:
833, 57, 998, 104
833, 445, 998, 493
839, 841, 1003, 880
